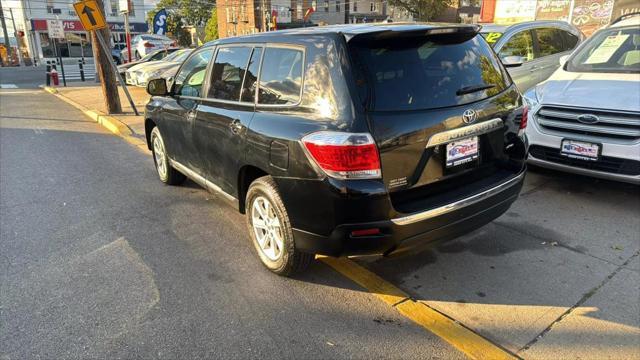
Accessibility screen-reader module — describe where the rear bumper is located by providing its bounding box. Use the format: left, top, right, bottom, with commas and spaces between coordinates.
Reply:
292, 170, 525, 256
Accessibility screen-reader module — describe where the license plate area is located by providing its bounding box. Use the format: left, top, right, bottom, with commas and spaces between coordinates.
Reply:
446, 136, 479, 168
560, 139, 600, 161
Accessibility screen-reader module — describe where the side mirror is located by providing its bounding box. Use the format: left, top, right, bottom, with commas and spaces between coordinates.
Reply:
559, 55, 569, 66
502, 55, 525, 67
147, 78, 169, 96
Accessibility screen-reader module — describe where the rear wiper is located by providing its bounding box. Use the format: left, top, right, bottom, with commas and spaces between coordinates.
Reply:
456, 84, 496, 96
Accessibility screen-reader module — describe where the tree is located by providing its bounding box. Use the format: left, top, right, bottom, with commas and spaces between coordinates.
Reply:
204, 8, 219, 42
388, 0, 455, 21
147, 0, 215, 46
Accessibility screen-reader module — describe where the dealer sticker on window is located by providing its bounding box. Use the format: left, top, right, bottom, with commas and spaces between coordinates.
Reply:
561, 139, 599, 161
446, 137, 479, 167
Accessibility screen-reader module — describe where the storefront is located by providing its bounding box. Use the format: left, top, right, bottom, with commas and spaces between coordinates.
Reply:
30, 19, 148, 59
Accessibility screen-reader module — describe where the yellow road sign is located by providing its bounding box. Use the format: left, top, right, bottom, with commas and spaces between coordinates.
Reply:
73, 0, 106, 31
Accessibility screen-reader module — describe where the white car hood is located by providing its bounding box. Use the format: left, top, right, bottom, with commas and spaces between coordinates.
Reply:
538, 68, 640, 112
128, 60, 163, 73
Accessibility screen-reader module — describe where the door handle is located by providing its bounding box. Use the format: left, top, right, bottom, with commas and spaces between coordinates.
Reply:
229, 119, 243, 134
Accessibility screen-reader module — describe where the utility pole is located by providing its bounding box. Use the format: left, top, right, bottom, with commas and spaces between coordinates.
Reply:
0, 0, 12, 66
9, 9, 24, 66
90, 0, 122, 113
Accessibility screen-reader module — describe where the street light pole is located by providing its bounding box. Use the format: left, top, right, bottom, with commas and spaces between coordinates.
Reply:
9, 9, 24, 66
0, 0, 12, 65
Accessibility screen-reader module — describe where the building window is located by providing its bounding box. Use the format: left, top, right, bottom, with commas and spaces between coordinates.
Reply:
324, 0, 329, 12
110, 0, 118, 16
335, 0, 340, 12
353, 1, 357, 12
297, 3, 302, 19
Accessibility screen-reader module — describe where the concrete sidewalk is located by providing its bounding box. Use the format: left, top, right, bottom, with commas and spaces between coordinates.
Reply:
45, 83, 150, 151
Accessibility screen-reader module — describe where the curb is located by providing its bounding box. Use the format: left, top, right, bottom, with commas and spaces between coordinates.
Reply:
43, 86, 149, 153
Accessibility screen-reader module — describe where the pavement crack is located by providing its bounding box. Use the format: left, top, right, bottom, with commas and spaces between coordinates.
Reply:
517, 250, 640, 354
493, 221, 621, 267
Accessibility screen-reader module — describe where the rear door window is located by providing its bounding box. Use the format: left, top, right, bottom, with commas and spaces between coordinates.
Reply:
241, 47, 262, 103
257, 47, 303, 105
208, 46, 252, 101
535, 28, 566, 57
499, 30, 534, 61
349, 34, 510, 111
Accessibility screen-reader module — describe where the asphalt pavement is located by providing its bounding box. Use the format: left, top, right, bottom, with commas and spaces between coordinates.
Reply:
0, 89, 465, 358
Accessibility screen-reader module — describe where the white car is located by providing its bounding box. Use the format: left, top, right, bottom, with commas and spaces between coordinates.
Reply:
121, 34, 175, 62
125, 49, 192, 87
525, 14, 640, 184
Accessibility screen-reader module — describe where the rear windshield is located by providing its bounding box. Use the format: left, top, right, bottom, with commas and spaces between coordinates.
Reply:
349, 34, 510, 111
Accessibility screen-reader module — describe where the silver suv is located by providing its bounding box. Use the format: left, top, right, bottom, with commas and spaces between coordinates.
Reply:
481, 20, 584, 92
524, 14, 640, 184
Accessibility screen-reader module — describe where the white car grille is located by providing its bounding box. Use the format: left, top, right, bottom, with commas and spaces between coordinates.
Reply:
535, 105, 640, 143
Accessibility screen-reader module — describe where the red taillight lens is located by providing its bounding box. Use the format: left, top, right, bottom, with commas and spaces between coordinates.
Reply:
520, 106, 528, 130
302, 131, 381, 179
351, 228, 381, 237
143, 42, 154, 48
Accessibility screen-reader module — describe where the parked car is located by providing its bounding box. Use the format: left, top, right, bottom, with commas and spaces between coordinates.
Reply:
117, 47, 180, 78
121, 34, 176, 62
144, 23, 529, 275
126, 49, 192, 87
112, 43, 126, 64
524, 14, 640, 184
481, 20, 584, 92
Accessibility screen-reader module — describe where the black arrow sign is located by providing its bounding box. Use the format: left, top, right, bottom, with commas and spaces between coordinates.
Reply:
81, 4, 97, 26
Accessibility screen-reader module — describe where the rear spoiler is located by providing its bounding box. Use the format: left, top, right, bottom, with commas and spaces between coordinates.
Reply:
343, 24, 482, 42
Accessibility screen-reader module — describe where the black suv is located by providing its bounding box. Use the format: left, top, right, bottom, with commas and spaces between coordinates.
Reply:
144, 23, 528, 275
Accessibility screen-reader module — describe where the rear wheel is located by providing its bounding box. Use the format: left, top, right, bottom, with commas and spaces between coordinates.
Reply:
246, 176, 313, 276
150, 127, 185, 185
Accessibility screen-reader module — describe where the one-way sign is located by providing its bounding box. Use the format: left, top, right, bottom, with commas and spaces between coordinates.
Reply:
73, 0, 106, 31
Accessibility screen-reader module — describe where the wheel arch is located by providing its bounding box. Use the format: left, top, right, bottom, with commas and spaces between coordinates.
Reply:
144, 118, 157, 150
237, 165, 269, 214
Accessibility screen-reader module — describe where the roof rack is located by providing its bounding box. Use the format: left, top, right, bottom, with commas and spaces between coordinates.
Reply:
611, 12, 640, 25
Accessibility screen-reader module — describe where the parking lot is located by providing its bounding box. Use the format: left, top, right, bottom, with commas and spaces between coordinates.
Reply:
1, 84, 638, 359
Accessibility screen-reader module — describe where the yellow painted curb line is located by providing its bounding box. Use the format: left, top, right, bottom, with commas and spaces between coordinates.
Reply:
319, 256, 519, 360
43, 86, 150, 153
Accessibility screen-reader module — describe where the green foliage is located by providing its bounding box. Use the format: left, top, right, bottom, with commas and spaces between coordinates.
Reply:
147, 0, 216, 47
388, 0, 455, 21
204, 8, 219, 42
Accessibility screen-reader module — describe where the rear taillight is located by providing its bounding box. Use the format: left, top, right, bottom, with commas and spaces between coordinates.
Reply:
520, 106, 528, 130
518, 106, 528, 137
302, 131, 381, 179
143, 42, 154, 48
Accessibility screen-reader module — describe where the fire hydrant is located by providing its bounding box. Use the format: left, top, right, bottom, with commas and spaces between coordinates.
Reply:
50, 68, 60, 86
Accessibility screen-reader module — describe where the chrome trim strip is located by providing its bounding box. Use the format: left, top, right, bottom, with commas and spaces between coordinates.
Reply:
391, 171, 525, 226
168, 158, 238, 203
426, 118, 504, 148
527, 155, 640, 185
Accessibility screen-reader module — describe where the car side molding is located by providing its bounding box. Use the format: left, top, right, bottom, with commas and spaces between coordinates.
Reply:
169, 158, 239, 207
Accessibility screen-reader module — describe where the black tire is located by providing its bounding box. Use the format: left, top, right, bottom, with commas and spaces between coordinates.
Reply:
150, 127, 186, 185
246, 176, 313, 276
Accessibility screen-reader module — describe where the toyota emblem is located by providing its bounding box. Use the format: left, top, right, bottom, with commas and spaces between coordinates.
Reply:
462, 109, 478, 124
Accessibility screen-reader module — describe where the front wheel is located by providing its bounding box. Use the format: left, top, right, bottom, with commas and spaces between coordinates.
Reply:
246, 176, 313, 276
150, 127, 185, 185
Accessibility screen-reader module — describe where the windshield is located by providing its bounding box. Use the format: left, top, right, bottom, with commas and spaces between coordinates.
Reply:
164, 50, 192, 63
349, 34, 510, 111
480, 32, 504, 47
567, 26, 640, 73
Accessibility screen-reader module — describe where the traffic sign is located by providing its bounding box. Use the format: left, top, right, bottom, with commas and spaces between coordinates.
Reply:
47, 20, 65, 39
73, 0, 107, 31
